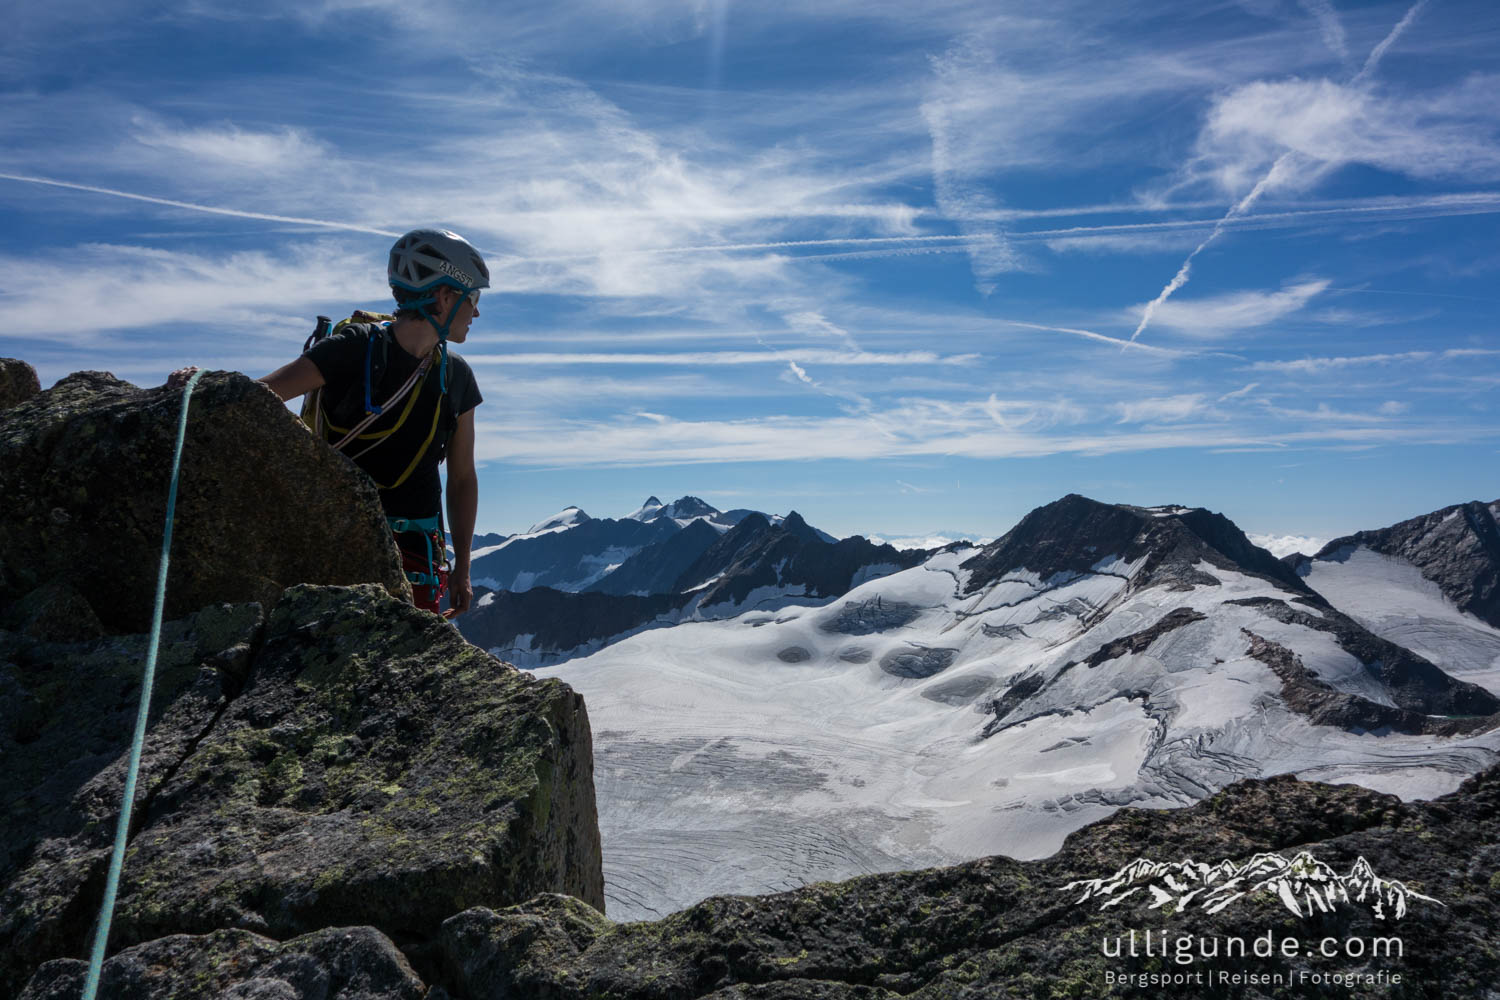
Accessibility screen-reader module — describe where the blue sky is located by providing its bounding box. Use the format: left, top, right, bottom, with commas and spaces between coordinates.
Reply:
4, 0, 1498, 549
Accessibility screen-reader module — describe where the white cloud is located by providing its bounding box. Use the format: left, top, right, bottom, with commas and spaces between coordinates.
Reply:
476, 349, 978, 366
1219, 382, 1259, 400
474, 396, 1482, 468
1138, 279, 1330, 337
868, 532, 984, 550
1378, 400, 1410, 414
1296, 0, 1349, 65
129, 116, 331, 171
1248, 532, 1327, 557
1115, 394, 1211, 424
0, 241, 382, 339
1246, 350, 1432, 373
1193, 76, 1500, 197
782, 310, 861, 351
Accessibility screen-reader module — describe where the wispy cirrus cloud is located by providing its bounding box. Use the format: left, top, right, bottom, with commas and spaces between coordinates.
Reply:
475, 393, 1487, 468
1247, 350, 1433, 373
472, 349, 979, 367
1135, 279, 1330, 338
1115, 394, 1214, 424
0, 240, 383, 340
1247, 348, 1500, 374
128, 116, 331, 172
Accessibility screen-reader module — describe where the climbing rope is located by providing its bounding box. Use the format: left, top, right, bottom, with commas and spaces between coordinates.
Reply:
82, 368, 205, 999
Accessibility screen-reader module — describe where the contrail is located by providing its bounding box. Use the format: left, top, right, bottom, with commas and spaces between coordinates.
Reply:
0, 172, 401, 237
1004, 320, 1188, 357
1016, 192, 1500, 240
1128, 154, 1295, 343
1297, 0, 1350, 64
1353, 0, 1428, 84
1128, 0, 1429, 346
510, 234, 981, 263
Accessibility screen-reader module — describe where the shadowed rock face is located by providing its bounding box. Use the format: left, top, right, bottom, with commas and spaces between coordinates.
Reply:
0, 358, 41, 411
0, 370, 408, 634
22, 927, 427, 1000
1, 584, 604, 997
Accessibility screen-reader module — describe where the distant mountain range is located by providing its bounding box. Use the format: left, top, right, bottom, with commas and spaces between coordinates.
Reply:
479, 490, 1500, 920
458, 496, 926, 664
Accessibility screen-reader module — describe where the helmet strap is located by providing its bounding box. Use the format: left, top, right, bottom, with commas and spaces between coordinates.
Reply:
392, 279, 469, 394
416, 288, 466, 394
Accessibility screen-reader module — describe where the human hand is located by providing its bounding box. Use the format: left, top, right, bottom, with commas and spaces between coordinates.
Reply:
447, 568, 473, 616
167, 366, 201, 389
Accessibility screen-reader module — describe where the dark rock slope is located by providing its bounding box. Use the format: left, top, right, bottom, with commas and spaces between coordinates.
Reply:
1, 362, 604, 997
27, 764, 1500, 998
2, 584, 603, 996
0, 370, 409, 634
0, 357, 41, 410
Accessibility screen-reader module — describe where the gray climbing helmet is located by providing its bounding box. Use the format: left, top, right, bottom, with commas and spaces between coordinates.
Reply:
387, 228, 491, 294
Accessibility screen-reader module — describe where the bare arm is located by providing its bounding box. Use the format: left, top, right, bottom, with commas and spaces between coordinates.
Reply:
259, 356, 325, 402
445, 408, 479, 615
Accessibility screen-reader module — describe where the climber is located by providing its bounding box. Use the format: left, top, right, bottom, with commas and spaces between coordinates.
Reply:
170, 228, 487, 617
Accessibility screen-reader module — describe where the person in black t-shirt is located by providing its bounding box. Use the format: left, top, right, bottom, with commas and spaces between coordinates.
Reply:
254, 229, 490, 616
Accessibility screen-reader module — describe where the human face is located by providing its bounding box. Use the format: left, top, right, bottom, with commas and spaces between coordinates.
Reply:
443, 286, 480, 343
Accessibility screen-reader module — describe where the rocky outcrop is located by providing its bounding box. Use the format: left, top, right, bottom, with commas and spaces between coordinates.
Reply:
27, 760, 1499, 998
0, 358, 41, 410
1304, 499, 1500, 629
0, 370, 408, 634
23, 927, 427, 1000
418, 767, 1490, 999
1227, 595, 1500, 725
1, 584, 603, 995
1240, 628, 1492, 736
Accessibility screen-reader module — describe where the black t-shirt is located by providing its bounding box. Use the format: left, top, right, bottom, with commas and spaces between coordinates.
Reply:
304, 323, 482, 519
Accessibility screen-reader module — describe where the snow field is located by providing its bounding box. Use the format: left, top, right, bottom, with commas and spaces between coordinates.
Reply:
540, 551, 1500, 920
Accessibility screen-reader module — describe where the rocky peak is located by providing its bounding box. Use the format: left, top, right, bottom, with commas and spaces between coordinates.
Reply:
657, 495, 720, 521
623, 496, 664, 521
779, 509, 823, 543
960, 493, 1314, 598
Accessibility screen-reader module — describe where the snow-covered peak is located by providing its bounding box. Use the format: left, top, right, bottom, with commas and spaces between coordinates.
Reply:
526, 506, 590, 535
624, 496, 665, 521
625, 495, 722, 524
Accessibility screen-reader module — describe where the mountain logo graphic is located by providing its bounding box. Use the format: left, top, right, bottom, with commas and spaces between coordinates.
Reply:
1061, 852, 1441, 921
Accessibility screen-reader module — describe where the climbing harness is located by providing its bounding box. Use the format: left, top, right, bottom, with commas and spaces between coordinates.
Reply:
82, 369, 205, 1000
389, 513, 453, 617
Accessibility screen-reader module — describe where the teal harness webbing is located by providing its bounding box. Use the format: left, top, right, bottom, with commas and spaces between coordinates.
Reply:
82, 369, 205, 1000
389, 514, 443, 587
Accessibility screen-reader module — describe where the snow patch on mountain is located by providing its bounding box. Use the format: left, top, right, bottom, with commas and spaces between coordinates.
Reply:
1302, 545, 1500, 695
625, 496, 665, 521
526, 505, 589, 534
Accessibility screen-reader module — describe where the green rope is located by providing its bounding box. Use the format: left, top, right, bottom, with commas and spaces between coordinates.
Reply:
82, 369, 205, 999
